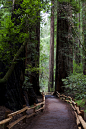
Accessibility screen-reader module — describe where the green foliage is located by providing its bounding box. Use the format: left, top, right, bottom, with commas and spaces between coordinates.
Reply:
0, 14, 28, 65
39, 40, 49, 91
22, 76, 32, 89
39, 14, 50, 92
58, 0, 80, 13
62, 73, 86, 99
76, 99, 85, 107
0, 0, 43, 70
75, 99, 86, 112
25, 64, 41, 74
50, 87, 55, 92
73, 61, 83, 74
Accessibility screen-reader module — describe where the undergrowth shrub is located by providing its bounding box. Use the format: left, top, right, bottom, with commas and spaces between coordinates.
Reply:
73, 61, 83, 74
62, 73, 86, 100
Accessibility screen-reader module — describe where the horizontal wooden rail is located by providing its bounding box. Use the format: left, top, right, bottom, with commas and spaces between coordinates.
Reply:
0, 117, 12, 125
0, 94, 45, 129
44, 92, 53, 95
35, 106, 45, 112
34, 101, 45, 107
56, 91, 86, 129
7, 115, 27, 129
8, 106, 28, 117
26, 113, 35, 119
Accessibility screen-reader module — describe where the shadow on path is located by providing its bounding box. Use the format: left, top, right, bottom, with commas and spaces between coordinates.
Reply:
26, 95, 78, 129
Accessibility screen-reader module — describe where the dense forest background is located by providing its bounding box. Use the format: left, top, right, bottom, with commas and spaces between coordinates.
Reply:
0, 0, 86, 111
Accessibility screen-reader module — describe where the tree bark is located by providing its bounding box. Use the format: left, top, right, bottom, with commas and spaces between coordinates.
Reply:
48, 0, 54, 92
25, 11, 41, 95
82, 2, 86, 75
55, 2, 73, 92
0, 42, 27, 83
74, 0, 81, 65
0, 0, 26, 110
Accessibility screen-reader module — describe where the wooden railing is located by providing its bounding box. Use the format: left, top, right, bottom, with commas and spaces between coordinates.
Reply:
43, 92, 53, 95
0, 94, 45, 129
56, 91, 86, 129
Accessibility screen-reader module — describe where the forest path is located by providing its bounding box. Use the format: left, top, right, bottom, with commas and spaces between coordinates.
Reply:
25, 95, 78, 129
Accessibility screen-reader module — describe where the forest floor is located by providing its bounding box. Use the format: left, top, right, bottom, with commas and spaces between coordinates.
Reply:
0, 95, 83, 129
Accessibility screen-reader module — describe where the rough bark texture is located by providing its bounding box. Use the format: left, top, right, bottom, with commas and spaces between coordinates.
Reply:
55, 2, 73, 92
0, 0, 26, 111
74, 0, 81, 65
0, 42, 27, 84
0, 50, 25, 111
82, 2, 86, 75
25, 11, 41, 96
48, 0, 54, 92
0, 0, 41, 111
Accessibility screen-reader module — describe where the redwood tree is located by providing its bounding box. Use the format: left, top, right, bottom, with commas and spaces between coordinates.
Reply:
25, 12, 41, 95
0, 0, 42, 110
48, 0, 54, 92
82, 2, 86, 75
55, 2, 73, 92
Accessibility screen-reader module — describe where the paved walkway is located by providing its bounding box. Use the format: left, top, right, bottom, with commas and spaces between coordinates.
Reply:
26, 95, 78, 129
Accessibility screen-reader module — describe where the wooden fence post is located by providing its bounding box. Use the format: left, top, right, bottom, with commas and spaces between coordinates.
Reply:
64, 96, 66, 101
80, 110, 84, 119
75, 103, 77, 107
4, 111, 10, 129
41, 95, 45, 112
42, 95, 45, 102
59, 93, 60, 98
41, 103, 44, 112
79, 106, 80, 110
23, 105, 26, 123
33, 103, 36, 116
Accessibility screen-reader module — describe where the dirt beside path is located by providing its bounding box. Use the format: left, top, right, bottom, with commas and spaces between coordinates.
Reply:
25, 95, 78, 129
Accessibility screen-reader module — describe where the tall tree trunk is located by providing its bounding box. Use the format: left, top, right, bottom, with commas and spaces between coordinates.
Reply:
48, 0, 54, 92
74, 0, 81, 65
0, 0, 26, 111
55, 2, 73, 92
82, 2, 86, 75
26, 11, 41, 95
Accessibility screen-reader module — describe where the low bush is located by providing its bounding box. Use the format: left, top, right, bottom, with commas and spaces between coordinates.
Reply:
62, 73, 86, 100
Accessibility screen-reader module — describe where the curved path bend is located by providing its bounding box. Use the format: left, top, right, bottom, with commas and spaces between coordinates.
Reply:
26, 95, 78, 129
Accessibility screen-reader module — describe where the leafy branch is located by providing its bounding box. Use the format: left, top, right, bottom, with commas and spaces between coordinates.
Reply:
72, 26, 86, 52
0, 41, 27, 83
